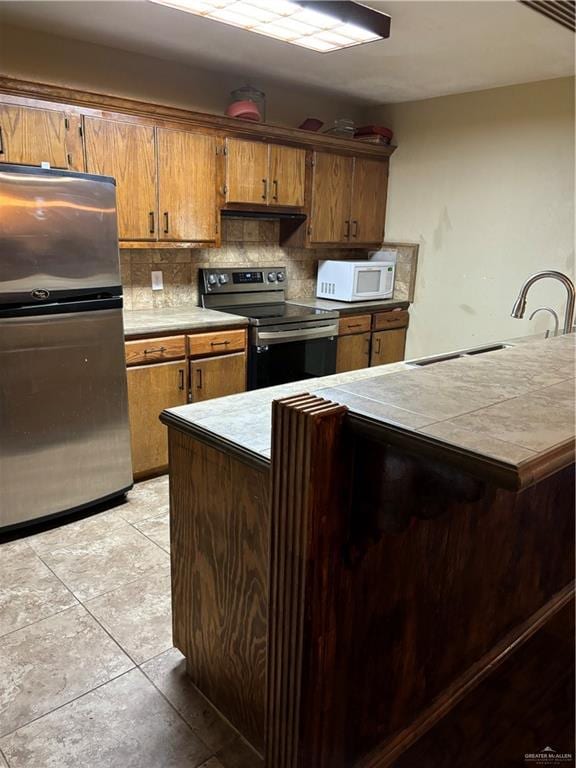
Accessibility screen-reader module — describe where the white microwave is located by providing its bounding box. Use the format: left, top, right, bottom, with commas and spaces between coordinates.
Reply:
316, 260, 395, 302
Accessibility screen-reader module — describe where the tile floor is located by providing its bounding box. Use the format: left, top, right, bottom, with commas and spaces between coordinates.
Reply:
0, 476, 263, 768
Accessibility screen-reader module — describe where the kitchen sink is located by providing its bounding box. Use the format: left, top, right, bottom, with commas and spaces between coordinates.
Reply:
407, 343, 512, 367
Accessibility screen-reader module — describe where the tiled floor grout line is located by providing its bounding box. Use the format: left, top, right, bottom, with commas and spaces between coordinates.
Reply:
0, 602, 79, 642
137, 665, 217, 764
0, 667, 136, 743
127, 519, 171, 554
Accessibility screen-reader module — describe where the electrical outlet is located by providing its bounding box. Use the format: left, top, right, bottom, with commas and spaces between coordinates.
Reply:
151, 270, 164, 291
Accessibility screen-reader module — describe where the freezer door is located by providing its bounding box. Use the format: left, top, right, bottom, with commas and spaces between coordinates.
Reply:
0, 165, 120, 305
0, 307, 133, 528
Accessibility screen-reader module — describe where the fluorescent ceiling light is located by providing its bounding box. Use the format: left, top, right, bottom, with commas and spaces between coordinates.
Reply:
149, 0, 391, 52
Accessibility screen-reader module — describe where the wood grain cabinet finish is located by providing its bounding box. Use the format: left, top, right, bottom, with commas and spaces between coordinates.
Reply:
157, 128, 217, 242
126, 360, 187, 478
338, 314, 372, 335
83, 117, 157, 241
0, 105, 69, 168
269, 144, 305, 206
225, 138, 269, 205
336, 332, 371, 373
350, 157, 388, 244
309, 152, 353, 243
370, 327, 407, 366
225, 138, 305, 207
190, 352, 247, 402
125, 335, 186, 366
373, 308, 410, 331
187, 329, 246, 357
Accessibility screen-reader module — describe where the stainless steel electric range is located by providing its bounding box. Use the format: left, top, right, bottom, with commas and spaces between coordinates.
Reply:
200, 267, 338, 390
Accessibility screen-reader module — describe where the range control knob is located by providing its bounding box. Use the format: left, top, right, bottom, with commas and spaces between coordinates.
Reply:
218, 273, 229, 285
276, 271, 285, 282
207, 273, 217, 286
267, 272, 277, 282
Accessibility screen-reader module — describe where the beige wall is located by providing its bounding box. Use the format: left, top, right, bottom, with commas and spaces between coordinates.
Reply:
0, 23, 366, 127
369, 77, 575, 357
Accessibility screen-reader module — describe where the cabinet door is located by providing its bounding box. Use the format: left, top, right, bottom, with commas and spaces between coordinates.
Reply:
157, 129, 217, 242
350, 158, 388, 245
370, 328, 407, 366
336, 332, 371, 373
309, 152, 353, 243
269, 145, 305, 207
84, 117, 157, 241
0, 105, 69, 168
126, 360, 187, 478
225, 139, 269, 204
191, 352, 246, 402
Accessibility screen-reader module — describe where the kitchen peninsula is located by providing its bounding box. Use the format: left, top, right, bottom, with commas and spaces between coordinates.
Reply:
161, 333, 575, 768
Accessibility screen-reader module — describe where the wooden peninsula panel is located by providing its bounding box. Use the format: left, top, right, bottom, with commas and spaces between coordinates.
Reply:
163, 382, 575, 767
168, 428, 269, 751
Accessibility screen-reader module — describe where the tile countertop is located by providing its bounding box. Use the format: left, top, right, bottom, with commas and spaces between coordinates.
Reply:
162, 333, 575, 491
286, 297, 410, 315
123, 306, 249, 339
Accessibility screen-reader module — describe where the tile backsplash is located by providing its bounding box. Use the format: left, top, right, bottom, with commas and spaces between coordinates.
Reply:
120, 218, 418, 310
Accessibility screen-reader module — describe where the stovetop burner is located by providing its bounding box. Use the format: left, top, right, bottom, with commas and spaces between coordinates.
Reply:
199, 266, 338, 327
217, 302, 337, 326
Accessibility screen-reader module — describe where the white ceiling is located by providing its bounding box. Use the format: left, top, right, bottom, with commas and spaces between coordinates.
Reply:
1, 0, 574, 104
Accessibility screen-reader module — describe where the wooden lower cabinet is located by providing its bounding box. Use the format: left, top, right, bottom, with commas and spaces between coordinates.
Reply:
370, 328, 407, 366
126, 360, 187, 478
336, 332, 371, 373
190, 352, 247, 402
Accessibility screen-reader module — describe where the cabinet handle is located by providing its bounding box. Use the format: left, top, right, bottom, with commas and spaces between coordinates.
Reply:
272, 179, 279, 201
210, 340, 230, 347
163, 212, 169, 234
262, 178, 268, 201
196, 368, 203, 389
149, 212, 155, 234
344, 220, 350, 239
0, 127, 4, 155
143, 346, 166, 355
178, 368, 185, 391
352, 220, 359, 238
348, 323, 362, 329
375, 337, 382, 354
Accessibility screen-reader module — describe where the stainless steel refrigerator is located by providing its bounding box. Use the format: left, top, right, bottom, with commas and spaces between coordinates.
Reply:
0, 164, 133, 530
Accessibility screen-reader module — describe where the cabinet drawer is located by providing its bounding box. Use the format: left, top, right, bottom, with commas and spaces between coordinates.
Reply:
187, 329, 246, 357
372, 310, 409, 331
338, 314, 371, 336
125, 335, 186, 366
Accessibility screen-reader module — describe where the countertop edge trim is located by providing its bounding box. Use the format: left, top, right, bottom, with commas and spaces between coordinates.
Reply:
346, 414, 575, 491
160, 411, 270, 471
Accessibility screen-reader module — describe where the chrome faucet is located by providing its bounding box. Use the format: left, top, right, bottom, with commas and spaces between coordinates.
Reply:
528, 307, 560, 338
511, 270, 575, 335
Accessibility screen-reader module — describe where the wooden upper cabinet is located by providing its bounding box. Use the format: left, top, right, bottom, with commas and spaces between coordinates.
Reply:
158, 129, 217, 242
269, 145, 305, 207
350, 158, 388, 244
0, 105, 69, 168
309, 152, 353, 243
83, 117, 156, 241
226, 138, 269, 205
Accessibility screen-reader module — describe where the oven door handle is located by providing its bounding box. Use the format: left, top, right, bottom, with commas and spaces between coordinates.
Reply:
255, 324, 338, 346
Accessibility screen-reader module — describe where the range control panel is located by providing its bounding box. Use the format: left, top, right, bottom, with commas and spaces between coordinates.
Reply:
201, 267, 286, 294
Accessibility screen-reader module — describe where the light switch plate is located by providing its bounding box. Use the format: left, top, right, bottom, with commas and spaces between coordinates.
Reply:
151, 270, 164, 291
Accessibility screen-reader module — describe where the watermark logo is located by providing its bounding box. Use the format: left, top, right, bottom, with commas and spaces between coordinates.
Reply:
525, 746, 573, 764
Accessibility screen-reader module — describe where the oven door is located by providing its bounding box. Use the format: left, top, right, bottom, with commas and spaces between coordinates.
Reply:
249, 325, 337, 390
352, 265, 394, 300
